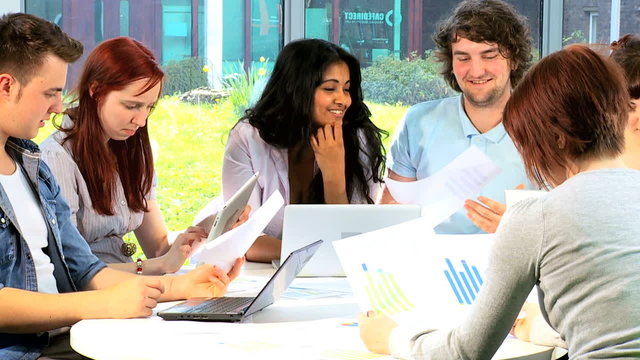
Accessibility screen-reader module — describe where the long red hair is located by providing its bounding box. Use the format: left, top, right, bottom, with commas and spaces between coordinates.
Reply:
62, 37, 164, 215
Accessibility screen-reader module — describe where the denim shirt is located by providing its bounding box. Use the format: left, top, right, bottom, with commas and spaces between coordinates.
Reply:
0, 138, 107, 360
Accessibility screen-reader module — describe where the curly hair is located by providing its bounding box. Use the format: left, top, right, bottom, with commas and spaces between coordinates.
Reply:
433, 0, 532, 92
238, 39, 386, 204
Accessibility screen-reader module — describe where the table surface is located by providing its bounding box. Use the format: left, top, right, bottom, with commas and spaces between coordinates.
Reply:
70, 262, 558, 360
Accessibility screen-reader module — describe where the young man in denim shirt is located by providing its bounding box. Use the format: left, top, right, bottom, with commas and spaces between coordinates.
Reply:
0, 13, 243, 360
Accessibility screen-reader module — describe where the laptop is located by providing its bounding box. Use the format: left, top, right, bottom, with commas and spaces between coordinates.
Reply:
158, 240, 323, 322
280, 204, 422, 277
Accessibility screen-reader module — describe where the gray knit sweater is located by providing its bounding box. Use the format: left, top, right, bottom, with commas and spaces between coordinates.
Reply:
390, 168, 640, 359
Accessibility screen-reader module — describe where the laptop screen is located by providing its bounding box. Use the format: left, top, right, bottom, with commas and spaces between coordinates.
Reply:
281, 205, 422, 276
244, 239, 323, 316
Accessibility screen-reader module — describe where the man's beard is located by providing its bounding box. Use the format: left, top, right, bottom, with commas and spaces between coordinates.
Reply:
464, 84, 508, 108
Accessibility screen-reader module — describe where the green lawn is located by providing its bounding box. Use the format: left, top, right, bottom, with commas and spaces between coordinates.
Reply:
34, 97, 407, 254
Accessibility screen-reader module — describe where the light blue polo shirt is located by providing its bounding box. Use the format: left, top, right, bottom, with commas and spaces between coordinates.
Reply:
388, 95, 530, 234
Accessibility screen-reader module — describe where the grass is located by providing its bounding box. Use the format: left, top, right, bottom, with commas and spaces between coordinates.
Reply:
34, 96, 408, 256
367, 102, 407, 149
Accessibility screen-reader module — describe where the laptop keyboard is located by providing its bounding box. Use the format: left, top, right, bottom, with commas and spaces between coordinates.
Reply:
185, 297, 253, 314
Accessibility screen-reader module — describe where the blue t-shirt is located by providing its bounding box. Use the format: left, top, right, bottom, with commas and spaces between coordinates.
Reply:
388, 95, 530, 234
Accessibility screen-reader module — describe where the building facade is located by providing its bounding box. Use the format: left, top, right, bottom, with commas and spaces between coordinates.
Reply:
11, 0, 640, 90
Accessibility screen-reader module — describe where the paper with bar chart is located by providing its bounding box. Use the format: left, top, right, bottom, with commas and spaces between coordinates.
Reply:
333, 220, 494, 327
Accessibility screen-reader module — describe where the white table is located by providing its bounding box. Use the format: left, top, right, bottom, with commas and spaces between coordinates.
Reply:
70, 262, 556, 360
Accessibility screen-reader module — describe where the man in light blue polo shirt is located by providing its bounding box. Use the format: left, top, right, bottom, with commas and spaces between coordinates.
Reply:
380, 0, 533, 234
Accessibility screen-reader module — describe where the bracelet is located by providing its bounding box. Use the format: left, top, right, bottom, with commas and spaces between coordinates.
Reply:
136, 258, 143, 275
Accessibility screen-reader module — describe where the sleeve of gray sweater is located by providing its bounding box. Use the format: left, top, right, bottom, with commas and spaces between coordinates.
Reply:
389, 199, 543, 359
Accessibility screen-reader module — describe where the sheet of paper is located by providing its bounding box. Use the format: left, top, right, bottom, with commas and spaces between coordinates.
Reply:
333, 221, 494, 328
504, 189, 546, 209
386, 146, 501, 227
191, 190, 284, 272
282, 287, 351, 300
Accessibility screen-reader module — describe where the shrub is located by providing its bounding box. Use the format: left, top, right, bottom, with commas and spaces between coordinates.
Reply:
163, 57, 210, 95
362, 51, 455, 105
222, 58, 270, 117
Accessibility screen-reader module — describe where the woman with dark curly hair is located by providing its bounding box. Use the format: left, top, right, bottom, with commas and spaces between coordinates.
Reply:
222, 38, 386, 262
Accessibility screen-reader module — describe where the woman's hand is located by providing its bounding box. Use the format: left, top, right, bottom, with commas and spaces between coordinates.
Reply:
228, 205, 251, 231
311, 122, 346, 181
512, 302, 567, 348
170, 257, 245, 299
311, 122, 348, 203
159, 226, 207, 274
358, 311, 397, 355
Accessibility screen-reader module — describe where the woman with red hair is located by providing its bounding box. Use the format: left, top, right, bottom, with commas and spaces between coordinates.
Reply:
359, 45, 640, 359
40, 37, 204, 275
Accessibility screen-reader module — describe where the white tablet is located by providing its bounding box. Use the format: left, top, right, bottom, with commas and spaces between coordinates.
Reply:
206, 173, 258, 242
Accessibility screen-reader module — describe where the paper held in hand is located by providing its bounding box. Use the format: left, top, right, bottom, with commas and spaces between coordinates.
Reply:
385, 145, 501, 228
333, 218, 494, 328
191, 190, 284, 272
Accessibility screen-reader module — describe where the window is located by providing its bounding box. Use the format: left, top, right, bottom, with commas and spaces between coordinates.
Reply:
24, 0, 283, 93
303, 0, 542, 105
589, 11, 599, 44
562, 0, 640, 47
14, 0, 637, 241
304, 0, 542, 66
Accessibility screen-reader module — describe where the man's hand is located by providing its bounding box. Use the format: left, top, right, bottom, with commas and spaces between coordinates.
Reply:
465, 184, 524, 233
101, 277, 164, 318
358, 311, 397, 355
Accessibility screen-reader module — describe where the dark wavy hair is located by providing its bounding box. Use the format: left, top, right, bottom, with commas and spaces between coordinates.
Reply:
610, 34, 640, 100
238, 38, 386, 204
504, 45, 628, 189
433, 0, 532, 92
61, 37, 163, 215
0, 13, 83, 85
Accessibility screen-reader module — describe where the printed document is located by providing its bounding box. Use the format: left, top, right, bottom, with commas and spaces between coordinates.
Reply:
191, 190, 284, 272
333, 220, 494, 328
385, 146, 501, 227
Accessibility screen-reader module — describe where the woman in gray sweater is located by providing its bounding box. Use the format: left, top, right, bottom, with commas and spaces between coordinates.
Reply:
359, 45, 640, 359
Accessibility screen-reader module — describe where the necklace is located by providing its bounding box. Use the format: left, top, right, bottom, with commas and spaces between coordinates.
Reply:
121, 242, 137, 257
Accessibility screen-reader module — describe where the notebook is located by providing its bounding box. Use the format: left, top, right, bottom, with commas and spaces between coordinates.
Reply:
280, 204, 422, 277
158, 239, 323, 322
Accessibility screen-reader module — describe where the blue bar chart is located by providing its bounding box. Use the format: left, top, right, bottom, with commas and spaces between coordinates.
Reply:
444, 258, 484, 305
